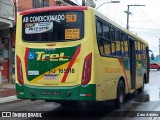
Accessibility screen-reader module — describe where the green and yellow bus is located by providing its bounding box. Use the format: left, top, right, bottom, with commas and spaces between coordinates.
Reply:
15, 6, 150, 108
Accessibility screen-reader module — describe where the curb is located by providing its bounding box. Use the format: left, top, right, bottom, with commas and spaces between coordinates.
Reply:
0, 95, 19, 104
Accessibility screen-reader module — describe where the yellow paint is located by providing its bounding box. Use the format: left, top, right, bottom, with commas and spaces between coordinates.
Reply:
137, 62, 142, 69
104, 67, 121, 73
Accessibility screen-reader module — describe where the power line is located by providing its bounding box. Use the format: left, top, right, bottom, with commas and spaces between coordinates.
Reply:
130, 30, 160, 35
132, 31, 159, 36
98, 10, 127, 26
138, 7, 160, 29
130, 27, 160, 31
130, 33, 160, 37
130, 19, 160, 22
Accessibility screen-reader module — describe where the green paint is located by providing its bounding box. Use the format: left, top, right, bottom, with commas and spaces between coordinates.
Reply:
136, 60, 146, 76
16, 83, 96, 101
27, 46, 79, 81
121, 58, 146, 77
121, 59, 130, 70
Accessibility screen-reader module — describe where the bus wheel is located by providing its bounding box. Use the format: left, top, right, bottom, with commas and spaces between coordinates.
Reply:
114, 80, 125, 108
138, 81, 144, 93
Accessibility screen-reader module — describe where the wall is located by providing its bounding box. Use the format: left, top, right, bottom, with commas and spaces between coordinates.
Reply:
12, 0, 56, 12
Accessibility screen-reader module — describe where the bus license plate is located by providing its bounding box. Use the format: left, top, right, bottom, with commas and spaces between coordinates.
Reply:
44, 74, 58, 80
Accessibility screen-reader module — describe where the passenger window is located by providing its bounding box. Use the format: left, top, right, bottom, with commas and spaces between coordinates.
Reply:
104, 40, 111, 55
123, 35, 128, 58
103, 25, 110, 40
97, 21, 103, 37
97, 38, 104, 55
115, 30, 121, 57
111, 28, 116, 56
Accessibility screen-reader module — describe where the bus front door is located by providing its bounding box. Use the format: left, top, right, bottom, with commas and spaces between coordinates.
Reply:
129, 39, 136, 89
146, 47, 150, 83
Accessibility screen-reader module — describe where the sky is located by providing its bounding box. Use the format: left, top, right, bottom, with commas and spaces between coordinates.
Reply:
71, 0, 160, 56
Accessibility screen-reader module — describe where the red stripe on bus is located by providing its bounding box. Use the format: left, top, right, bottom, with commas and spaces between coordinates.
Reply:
61, 45, 81, 83
25, 47, 29, 77
118, 58, 130, 93
20, 6, 88, 15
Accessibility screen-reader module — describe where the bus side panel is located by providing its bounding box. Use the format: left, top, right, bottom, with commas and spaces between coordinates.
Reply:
93, 15, 130, 101
94, 55, 126, 101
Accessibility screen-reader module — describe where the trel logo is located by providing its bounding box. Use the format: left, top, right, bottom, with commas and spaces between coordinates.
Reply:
36, 52, 70, 61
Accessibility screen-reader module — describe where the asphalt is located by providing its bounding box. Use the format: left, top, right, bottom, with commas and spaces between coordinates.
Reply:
0, 83, 160, 120
0, 83, 18, 104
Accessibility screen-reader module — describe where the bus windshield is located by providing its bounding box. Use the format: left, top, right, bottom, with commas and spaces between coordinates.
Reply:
22, 11, 84, 42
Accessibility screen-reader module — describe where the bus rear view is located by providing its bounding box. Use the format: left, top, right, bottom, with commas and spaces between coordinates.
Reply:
15, 6, 95, 104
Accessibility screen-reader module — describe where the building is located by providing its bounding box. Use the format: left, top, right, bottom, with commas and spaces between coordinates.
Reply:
13, 0, 77, 13
0, 0, 15, 84
13, 0, 56, 12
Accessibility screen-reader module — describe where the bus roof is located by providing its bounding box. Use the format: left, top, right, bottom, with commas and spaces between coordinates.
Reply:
94, 8, 148, 45
19, 6, 88, 15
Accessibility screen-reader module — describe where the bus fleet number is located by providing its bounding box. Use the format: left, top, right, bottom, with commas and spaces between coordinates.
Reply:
58, 68, 75, 73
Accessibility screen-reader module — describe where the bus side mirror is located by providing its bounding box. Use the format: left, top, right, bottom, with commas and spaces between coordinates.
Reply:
151, 54, 154, 60
149, 50, 154, 60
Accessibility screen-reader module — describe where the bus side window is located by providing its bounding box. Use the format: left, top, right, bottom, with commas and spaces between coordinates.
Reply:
137, 41, 141, 59
103, 24, 111, 56
139, 42, 142, 59
96, 21, 105, 55
98, 38, 105, 55
110, 27, 116, 56
115, 29, 121, 57
103, 24, 110, 40
141, 43, 146, 60
135, 41, 138, 59
135, 41, 140, 59
123, 34, 128, 58
97, 21, 103, 37
121, 33, 125, 57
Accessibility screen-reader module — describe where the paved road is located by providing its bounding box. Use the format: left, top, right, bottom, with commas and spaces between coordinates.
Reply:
0, 70, 160, 120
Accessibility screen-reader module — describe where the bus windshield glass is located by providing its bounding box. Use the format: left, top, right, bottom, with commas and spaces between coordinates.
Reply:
22, 11, 84, 42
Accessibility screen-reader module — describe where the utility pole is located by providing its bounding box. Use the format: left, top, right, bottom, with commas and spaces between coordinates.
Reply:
82, 0, 96, 8
82, 0, 85, 6
124, 5, 145, 30
86, 0, 96, 8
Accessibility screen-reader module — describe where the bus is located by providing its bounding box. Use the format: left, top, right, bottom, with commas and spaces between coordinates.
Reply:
15, 6, 150, 108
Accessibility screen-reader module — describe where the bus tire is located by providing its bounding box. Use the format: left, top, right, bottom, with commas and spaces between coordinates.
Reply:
138, 86, 144, 93
138, 80, 144, 93
114, 80, 125, 108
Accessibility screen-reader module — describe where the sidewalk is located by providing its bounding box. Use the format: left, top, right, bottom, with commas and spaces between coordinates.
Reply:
0, 83, 17, 103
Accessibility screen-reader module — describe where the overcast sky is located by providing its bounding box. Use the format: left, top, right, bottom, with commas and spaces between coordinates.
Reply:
72, 0, 160, 56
